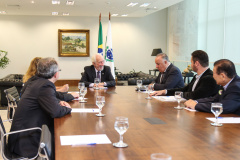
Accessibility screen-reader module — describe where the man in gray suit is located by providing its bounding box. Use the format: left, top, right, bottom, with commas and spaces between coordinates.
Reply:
80, 53, 115, 87
151, 53, 184, 90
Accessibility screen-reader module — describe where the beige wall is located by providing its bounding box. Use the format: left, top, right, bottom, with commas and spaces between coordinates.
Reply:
0, 9, 167, 79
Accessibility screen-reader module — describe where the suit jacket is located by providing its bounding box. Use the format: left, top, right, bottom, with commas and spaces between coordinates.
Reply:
21, 76, 74, 102
166, 68, 219, 100
8, 76, 71, 158
153, 63, 184, 90
80, 65, 115, 87
195, 75, 240, 115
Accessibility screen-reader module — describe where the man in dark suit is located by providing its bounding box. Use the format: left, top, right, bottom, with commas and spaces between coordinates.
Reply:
151, 53, 184, 90
185, 59, 240, 115
151, 50, 219, 100
8, 57, 72, 158
80, 53, 115, 87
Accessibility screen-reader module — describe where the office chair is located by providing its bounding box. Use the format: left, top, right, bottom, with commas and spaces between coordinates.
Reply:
4, 86, 20, 121
0, 115, 42, 160
38, 125, 52, 160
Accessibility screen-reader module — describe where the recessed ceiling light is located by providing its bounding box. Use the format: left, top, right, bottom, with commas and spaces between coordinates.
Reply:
140, 3, 151, 7
154, 6, 157, 9
63, 13, 70, 16
52, 0, 60, 5
121, 14, 128, 17
52, 12, 58, 15
30, 1, 35, 4
66, 1, 74, 5
0, 11, 6, 14
127, 2, 138, 7
112, 14, 118, 16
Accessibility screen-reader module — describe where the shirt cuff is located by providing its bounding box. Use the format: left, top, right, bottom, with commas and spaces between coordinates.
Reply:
89, 83, 94, 88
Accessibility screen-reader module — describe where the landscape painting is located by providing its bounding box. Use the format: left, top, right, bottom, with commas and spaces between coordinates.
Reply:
58, 29, 90, 57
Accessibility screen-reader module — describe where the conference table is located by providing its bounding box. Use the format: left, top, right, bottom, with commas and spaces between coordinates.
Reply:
54, 86, 240, 160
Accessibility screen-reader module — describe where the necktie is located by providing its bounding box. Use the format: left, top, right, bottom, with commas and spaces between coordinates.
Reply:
160, 73, 164, 84
97, 71, 101, 82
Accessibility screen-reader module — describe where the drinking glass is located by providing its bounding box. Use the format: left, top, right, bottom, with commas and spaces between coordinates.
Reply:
174, 91, 184, 109
96, 96, 105, 116
151, 153, 172, 160
146, 85, 153, 100
211, 103, 223, 126
113, 117, 129, 148
78, 82, 85, 91
94, 78, 100, 90
136, 80, 142, 92
79, 87, 87, 103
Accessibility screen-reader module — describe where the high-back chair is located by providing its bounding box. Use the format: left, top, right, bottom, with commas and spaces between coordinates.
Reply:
0, 115, 41, 160
4, 86, 20, 121
38, 125, 52, 160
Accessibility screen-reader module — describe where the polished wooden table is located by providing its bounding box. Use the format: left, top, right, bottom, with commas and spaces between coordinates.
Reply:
54, 86, 240, 160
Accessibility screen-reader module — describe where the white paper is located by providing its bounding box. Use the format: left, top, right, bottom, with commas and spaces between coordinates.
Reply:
206, 117, 240, 123
74, 97, 88, 100
71, 108, 99, 113
153, 96, 185, 102
184, 107, 198, 112
60, 134, 112, 146
68, 91, 79, 94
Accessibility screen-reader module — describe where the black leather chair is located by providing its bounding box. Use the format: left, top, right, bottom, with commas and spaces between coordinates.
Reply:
4, 86, 20, 121
0, 115, 42, 160
0, 74, 23, 106
38, 125, 52, 160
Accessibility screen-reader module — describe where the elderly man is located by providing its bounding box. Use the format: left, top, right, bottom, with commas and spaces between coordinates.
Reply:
185, 59, 240, 115
151, 53, 184, 90
151, 50, 219, 100
8, 57, 72, 158
80, 53, 115, 87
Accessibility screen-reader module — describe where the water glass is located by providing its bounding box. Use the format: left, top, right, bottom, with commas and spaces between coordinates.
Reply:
79, 87, 87, 103
113, 117, 129, 148
78, 82, 85, 91
96, 96, 105, 116
94, 78, 100, 90
151, 153, 172, 160
174, 91, 184, 109
211, 103, 223, 126
146, 85, 153, 100
136, 80, 142, 92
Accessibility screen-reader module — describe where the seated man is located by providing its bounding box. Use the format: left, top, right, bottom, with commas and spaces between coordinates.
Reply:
80, 53, 115, 87
185, 59, 240, 115
8, 57, 72, 158
151, 50, 219, 100
151, 53, 184, 90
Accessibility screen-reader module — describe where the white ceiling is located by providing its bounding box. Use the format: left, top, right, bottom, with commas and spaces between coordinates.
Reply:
0, 0, 183, 17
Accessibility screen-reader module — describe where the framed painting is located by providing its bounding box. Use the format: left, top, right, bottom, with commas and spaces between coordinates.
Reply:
58, 29, 90, 57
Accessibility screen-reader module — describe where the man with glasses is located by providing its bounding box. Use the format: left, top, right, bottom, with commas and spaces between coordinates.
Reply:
8, 57, 72, 159
80, 53, 115, 87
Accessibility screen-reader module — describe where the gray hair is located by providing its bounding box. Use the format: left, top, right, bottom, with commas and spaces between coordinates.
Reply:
37, 57, 58, 79
156, 53, 170, 62
91, 53, 103, 63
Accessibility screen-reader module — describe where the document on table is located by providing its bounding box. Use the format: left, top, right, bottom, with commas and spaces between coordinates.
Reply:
153, 96, 186, 102
60, 134, 112, 146
71, 108, 99, 113
206, 117, 240, 123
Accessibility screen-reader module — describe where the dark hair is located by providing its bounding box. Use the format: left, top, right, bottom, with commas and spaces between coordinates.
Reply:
191, 50, 209, 67
214, 59, 236, 78
156, 53, 170, 62
37, 57, 58, 79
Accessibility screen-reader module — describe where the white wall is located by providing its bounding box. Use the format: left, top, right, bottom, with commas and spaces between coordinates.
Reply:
0, 9, 167, 79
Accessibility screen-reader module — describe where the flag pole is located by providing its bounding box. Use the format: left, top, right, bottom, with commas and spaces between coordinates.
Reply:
99, 13, 101, 25
109, 12, 111, 21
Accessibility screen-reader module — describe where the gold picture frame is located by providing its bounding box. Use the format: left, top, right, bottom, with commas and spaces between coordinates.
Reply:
58, 29, 90, 57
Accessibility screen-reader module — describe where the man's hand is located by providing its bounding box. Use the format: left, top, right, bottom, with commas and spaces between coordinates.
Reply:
184, 99, 197, 110
150, 90, 167, 96
59, 101, 71, 109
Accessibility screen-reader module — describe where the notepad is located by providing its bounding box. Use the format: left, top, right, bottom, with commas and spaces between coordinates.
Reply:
71, 108, 99, 113
206, 117, 240, 123
60, 134, 112, 146
153, 96, 185, 102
